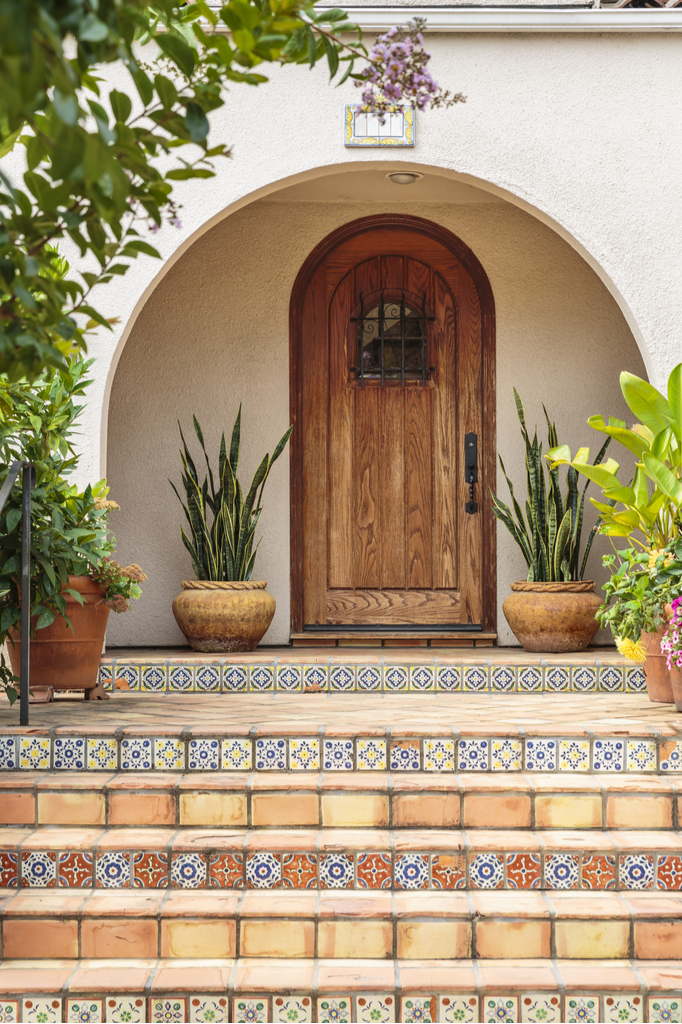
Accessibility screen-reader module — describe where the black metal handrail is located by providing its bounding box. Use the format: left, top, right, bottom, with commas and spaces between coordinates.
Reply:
0, 462, 36, 726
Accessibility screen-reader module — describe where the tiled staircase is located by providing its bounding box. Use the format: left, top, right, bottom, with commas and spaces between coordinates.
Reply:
1, 653, 682, 1022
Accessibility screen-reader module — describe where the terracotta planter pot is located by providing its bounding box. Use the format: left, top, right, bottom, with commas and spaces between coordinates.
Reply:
502, 580, 602, 653
8, 575, 110, 699
642, 627, 675, 704
172, 580, 276, 653
670, 665, 682, 713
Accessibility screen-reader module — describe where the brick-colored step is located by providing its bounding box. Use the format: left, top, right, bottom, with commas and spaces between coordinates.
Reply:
2, 826, 682, 891
3, 771, 680, 830
3, 889, 682, 962
0, 957, 681, 1022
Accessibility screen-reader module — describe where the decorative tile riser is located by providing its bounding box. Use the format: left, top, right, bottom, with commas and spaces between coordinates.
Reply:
4, 843, 682, 890
4, 733, 680, 773
97, 660, 645, 694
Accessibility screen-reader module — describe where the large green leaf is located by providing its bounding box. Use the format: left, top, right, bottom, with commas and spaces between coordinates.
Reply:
642, 452, 682, 503
620, 371, 670, 435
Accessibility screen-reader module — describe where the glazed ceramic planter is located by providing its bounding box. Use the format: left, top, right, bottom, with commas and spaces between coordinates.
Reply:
502, 580, 602, 653
172, 580, 276, 653
8, 575, 110, 700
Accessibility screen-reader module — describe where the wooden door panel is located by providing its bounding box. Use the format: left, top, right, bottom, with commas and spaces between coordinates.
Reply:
353, 387, 380, 589
378, 389, 405, 589
326, 588, 460, 624
328, 271, 354, 591
405, 386, 433, 590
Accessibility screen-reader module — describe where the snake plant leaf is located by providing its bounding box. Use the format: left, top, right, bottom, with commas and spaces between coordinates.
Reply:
229, 404, 241, 475
620, 371, 670, 436
642, 452, 682, 503
553, 508, 571, 581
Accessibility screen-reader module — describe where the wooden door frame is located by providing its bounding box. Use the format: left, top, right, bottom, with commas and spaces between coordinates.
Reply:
289, 213, 497, 634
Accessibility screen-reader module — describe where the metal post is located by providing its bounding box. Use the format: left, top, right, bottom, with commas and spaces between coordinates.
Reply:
20, 465, 32, 727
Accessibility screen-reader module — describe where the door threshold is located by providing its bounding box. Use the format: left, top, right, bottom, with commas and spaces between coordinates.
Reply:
290, 632, 497, 648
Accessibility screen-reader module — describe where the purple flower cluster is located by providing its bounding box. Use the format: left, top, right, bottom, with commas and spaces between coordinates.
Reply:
356, 19, 465, 118
661, 595, 682, 670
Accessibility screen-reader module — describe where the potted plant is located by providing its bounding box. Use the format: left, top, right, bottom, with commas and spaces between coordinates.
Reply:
491, 390, 609, 652
662, 596, 682, 711
547, 364, 682, 701
0, 360, 147, 704
170, 406, 292, 652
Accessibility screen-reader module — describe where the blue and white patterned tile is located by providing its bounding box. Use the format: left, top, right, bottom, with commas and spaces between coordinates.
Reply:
330, 665, 355, 691
188, 738, 220, 771
303, 665, 328, 691
154, 738, 185, 770
87, 738, 118, 771
95, 851, 130, 888
491, 666, 515, 692
620, 853, 654, 890
572, 665, 598, 692
593, 739, 625, 772
171, 852, 206, 888
22, 1000, 61, 1023
149, 998, 186, 1023
469, 852, 504, 889
320, 853, 354, 888
559, 739, 590, 772
423, 738, 455, 772
194, 665, 220, 692
21, 851, 56, 887
255, 737, 287, 770
395, 853, 429, 890
483, 997, 519, 1023
249, 665, 274, 692
545, 666, 570, 692
113, 665, 140, 691
661, 740, 682, 772
357, 738, 387, 770
355, 996, 395, 1023
104, 998, 145, 1022
188, 996, 229, 1022
463, 666, 488, 692
400, 996, 434, 1023
141, 665, 167, 692
19, 736, 51, 770
246, 851, 281, 888
120, 738, 152, 771
409, 665, 435, 691
647, 997, 682, 1023
222, 665, 247, 692
66, 1000, 103, 1023
233, 998, 269, 1024
277, 664, 302, 692
99, 665, 113, 692
599, 666, 624, 692
357, 665, 381, 692
458, 738, 489, 771
0, 737, 16, 770
317, 997, 352, 1023
322, 738, 354, 770
518, 666, 542, 692
390, 741, 420, 771
565, 997, 600, 1023
436, 666, 461, 692
524, 739, 556, 771
520, 995, 562, 1023
438, 996, 478, 1023
169, 665, 193, 692
603, 996, 644, 1023
222, 738, 252, 770
491, 738, 522, 771
544, 852, 579, 889
53, 737, 86, 770
289, 737, 320, 770
384, 666, 408, 691
627, 739, 656, 772
272, 997, 313, 1022
625, 666, 647, 692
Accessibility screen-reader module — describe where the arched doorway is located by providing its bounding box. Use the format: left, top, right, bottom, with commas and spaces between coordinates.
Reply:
289, 214, 496, 641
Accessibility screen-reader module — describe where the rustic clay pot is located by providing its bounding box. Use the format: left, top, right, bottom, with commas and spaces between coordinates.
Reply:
8, 575, 110, 699
642, 625, 675, 704
670, 665, 682, 713
172, 580, 276, 653
502, 580, 602, 653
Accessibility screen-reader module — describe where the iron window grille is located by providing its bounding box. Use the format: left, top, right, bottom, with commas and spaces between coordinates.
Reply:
350, 291, 435, 387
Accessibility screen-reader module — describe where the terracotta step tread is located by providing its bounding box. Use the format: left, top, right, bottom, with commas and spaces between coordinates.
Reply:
1, 827, 681, 891
0, 957, 681, 1023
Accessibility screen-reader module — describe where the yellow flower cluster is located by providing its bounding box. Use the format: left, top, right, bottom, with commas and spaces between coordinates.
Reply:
648, 547, 673, 569
615, 635, 647, 663
94, 499, 120, 511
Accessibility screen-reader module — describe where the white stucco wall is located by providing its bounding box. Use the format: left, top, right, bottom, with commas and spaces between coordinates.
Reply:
105, 188, 645, 647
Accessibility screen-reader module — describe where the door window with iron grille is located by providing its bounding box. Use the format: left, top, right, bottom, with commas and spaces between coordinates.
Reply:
351, 292, 435, 386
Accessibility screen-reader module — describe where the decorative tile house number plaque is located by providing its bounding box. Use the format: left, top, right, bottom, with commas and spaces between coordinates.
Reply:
344, 103, 415, 146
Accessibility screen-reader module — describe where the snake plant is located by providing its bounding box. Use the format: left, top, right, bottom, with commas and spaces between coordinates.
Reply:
171, 407, 292, 582
491, 390, 610, 582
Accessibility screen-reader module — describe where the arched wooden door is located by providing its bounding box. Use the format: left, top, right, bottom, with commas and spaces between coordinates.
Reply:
290, 215, 496, 640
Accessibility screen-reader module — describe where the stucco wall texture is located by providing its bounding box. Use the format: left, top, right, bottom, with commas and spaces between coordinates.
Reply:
106, 194, 645, 648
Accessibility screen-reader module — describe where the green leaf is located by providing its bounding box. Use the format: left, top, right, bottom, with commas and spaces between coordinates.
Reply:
642, 452, 682, 503
78, 12, 109, 42
667, 363, 682, 443
620, 371, 670, 436
156, 34, 197, 78
185, 103, 210, 143
110, 90, 132, 123
53, 90, 79, 126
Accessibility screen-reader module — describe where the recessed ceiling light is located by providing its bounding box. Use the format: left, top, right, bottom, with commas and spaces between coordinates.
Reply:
386, 172, 423, 185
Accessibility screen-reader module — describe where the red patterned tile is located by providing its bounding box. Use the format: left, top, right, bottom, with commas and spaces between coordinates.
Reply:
208, 852, 244, 888
282, 853, 318, 889
582, 854, 616, 890
657, 855, 682, 891
0, 852, 19, 887
356, 853, 392, 889
431, 855, 466, 890
133, 852, 168, 888
506, 853, 541, 890
58, 852, 93, 887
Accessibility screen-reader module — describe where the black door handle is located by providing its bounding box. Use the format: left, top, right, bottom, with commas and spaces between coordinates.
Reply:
465, 432, 478, 514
